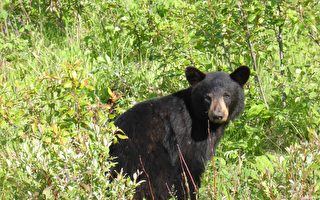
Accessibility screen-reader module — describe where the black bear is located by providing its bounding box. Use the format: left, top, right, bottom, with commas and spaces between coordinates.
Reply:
110, 66, 250, 199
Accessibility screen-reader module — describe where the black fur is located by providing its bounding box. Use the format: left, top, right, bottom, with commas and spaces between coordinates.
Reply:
110, 66, 250, 199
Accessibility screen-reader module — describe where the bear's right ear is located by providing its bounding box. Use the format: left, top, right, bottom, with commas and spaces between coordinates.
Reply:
185, 67, 206, 86
230, 66, 250, 87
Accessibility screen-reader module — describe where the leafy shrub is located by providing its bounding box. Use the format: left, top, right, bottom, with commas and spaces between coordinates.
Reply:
0, 51, 140, 198
0, 0, 319, 199
200, 131, 320, 199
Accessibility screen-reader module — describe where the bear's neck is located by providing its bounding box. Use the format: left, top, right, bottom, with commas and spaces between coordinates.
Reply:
173, 88, 225, 142
191, 119, 223, 141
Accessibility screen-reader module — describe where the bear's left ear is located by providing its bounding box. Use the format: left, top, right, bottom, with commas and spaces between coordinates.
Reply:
230, 66, 250, 87
185, 67, 206, 86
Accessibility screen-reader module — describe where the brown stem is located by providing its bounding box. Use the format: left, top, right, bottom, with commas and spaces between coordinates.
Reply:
308, 30, 320, 47
238, 1, 269, 110
207, 121, 216, 199
165, 183, 176, 199
179, 160, 190, 200
19, 0, 31, 24
276, 2, 286, 107
222, 39, 233, 71
139, 156, 155, 200
177, 144, 198, 193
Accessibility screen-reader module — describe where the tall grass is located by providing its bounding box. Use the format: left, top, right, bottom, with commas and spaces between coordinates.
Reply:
0, 0, 319, 199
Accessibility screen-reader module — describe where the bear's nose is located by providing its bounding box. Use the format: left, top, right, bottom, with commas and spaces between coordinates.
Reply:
212, 111, 223, 120
208, 97, 229, 123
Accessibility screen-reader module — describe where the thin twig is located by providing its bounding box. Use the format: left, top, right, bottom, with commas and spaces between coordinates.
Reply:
238, 0, 269, 110
179, 164, 190, 200
177, 144, 198, 193
176, 146, 190, 199
19, 0, 31, 24
308, 30, 320, 47
165, 183, 176, 199
139, 156, 155, 200
222, 39, 233, 71
207, 121, 217, 199
276, 2, 287, 107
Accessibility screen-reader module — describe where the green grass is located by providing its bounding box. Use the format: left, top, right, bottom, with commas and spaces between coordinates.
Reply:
0, 0, 319, 199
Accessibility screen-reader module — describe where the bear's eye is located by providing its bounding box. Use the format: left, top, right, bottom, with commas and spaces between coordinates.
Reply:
204, 95, 211, 103
223, 93, 230, 99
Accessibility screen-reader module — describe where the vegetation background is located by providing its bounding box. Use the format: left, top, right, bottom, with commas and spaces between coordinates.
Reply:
0, 0, 319, 199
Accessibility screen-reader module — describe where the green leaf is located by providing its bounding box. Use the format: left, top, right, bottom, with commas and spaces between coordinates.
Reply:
309, 92, 317, 99
63, 81, 73, 88
43, 186, 53, 198
255, 155, 274, 174
117, 133, 129, 140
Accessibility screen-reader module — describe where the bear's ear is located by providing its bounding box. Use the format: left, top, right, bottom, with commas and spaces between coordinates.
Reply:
185, 67, 206, 86
230, 66, 250, 87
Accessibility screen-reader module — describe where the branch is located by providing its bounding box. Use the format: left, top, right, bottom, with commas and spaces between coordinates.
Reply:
222, 38, 233, 71
276, 2, 287, 107
139, 156, 155, 200
308, 30, 320, 47
238, 1, 269, 110
177, 144, 198, 194
207, 121, 217, 199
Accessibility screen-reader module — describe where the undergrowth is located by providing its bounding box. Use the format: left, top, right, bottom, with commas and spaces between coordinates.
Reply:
0, 0, 319, 199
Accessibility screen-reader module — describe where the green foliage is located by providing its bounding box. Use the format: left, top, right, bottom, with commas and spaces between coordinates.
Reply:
0, 0, 319, 199
0, 45, 141, 198
200, 131, 320, 199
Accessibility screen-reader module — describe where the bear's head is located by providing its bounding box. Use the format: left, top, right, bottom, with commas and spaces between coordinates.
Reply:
185, 66, 250, 124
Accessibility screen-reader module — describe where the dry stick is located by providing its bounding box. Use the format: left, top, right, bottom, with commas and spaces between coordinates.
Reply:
3, 15, 9, 36
222, 39, 233, 71
77, 13, 81, 45
165, 183, 176, 199
276, 2, 286, 107
177, 145, 195, 198
207, 121, 217, 199
176, 144, 198, 193
139, 156, 155, 200
238, 1, 269, 110
19, 0, 31, 24
308, 30, 320, 47
175, 150, 189, 199
179, 161, 190, 200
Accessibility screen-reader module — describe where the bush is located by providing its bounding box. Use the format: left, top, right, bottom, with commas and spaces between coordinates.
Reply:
0, 50, 140, 198
200, 131, 320, 199
0, 0, 319, 198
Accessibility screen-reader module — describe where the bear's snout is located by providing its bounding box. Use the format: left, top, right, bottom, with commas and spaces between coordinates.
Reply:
208, 97, 229, 123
